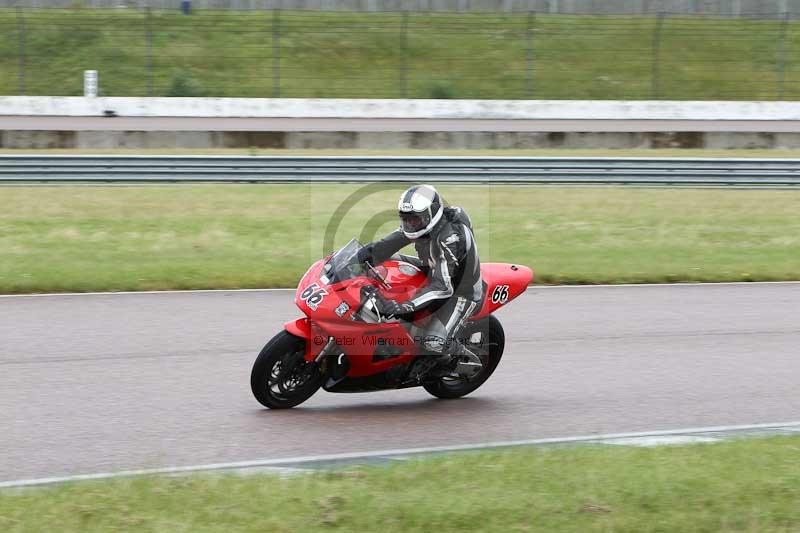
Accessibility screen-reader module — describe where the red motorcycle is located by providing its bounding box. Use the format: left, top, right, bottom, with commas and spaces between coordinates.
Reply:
251, 239, 533, 409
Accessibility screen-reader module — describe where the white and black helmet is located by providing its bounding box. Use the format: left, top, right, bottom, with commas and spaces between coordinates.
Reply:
397, 184, 443, 239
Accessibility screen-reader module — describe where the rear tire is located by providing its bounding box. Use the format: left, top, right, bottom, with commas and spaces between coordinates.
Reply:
251, 331, 322, 409
423, 315, 505, 400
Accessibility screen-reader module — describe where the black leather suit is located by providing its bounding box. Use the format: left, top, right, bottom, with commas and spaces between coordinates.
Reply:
358, 206, 483, 353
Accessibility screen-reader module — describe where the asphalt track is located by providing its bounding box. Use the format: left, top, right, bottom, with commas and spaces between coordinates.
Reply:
4, 116, 800, 132
1, 283, 799, 483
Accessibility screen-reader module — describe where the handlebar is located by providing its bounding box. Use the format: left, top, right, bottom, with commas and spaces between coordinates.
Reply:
364, 261, 392, 290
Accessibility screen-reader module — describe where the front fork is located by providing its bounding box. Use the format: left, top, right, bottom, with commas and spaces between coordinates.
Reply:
314, 336, 351, 385
284, 318, 352, 385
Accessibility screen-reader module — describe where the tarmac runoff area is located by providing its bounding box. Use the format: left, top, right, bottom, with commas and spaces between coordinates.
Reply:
1, 282, 799, 488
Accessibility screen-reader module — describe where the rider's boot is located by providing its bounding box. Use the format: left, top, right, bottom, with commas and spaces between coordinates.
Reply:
436, 339, 482, 378
409, 338, 481, 380
406, 339, 454, 381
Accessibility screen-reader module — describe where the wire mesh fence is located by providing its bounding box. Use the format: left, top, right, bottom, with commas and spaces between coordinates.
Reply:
3, 1, 800, 15
1, 7, 799, 99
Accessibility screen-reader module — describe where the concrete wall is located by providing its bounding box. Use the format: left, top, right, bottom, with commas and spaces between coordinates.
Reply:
5, 96, 800, 120
4, 129, 800, 150
5, 97, 799, 149
2, 0, 799, 16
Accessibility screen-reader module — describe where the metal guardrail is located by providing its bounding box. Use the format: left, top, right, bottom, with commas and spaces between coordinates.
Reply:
2, 156, 800, 186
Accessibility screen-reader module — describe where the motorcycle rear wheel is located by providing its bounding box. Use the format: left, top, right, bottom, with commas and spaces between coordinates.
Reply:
251, 331, 322, 409
423, 315, 505, 400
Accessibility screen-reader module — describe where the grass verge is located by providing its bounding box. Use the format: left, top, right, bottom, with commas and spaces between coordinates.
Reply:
1, 10, 799, 99
1, 436, 799, 532
1, 185, 799, 293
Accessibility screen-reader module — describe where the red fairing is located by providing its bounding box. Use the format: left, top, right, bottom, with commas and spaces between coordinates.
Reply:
284, 318, 312, 339
471, 263, 534, 320
285, 257, 532, 377
291, 259, 427, 373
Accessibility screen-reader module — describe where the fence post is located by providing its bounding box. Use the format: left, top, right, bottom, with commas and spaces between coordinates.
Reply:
777, 11, 790, 100
400, 11, 409, 98
16, 6, 25, 96
84, 70, 98, 98
651, 11, 665, 99
146, 6, 154, 97
525, 11, 535, 99
272, 9, 281, 98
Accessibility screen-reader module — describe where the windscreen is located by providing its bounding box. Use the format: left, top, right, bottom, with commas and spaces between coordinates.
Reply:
322, 238, 365, 283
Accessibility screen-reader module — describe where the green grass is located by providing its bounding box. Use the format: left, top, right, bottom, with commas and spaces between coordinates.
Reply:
2, 436, 800, 532
0, 185, 798, 293
1, 9, 799, 99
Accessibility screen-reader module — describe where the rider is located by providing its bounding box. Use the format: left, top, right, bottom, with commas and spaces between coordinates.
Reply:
356, 184, 483, 367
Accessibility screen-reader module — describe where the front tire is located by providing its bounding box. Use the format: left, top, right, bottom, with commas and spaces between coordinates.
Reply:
251, 331, 322, 409
423, 315, 505, 400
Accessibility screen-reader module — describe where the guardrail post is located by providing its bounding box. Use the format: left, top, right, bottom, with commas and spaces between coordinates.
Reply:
16, 6, 25, 96
525, 11, 535, 99
777, 11, 790, 100
146, 6, 154, 97
651, 11, 665, 99
272, 9, 281, 98
400, 11, 409, 98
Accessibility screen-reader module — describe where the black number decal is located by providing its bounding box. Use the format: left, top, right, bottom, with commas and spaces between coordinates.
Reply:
491, 285, 509, 304
300, 283, 328, 311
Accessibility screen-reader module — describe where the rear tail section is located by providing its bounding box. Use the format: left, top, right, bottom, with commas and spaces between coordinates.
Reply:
472, 263, 533, 319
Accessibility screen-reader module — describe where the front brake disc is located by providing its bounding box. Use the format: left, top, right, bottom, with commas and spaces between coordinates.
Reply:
277, 353, 304, 394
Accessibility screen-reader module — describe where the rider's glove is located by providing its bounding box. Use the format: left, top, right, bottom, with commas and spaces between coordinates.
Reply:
354, 248, 371, 265
380, 299, 415, 317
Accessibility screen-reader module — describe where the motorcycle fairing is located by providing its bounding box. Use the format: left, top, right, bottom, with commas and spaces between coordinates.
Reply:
286, 255, 533, 378
470, 263, 533, 320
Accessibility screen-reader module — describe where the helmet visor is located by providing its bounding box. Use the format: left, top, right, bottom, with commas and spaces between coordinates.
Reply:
399, 211, 430, 234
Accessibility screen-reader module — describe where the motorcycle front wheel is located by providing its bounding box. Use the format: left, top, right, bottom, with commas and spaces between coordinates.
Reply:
251, 331, 322, 409
423, 315, 505, 400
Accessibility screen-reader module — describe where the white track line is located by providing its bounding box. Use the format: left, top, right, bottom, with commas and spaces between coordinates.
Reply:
1, 281, 799, 299
0, 287, 294, 298
602, 435, 722, 447
528, 281, 800, 289
2, 420, 799, 489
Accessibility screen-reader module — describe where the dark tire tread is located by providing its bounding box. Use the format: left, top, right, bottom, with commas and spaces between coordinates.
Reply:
423, 315, 505, 400
250, 331, 322, 409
